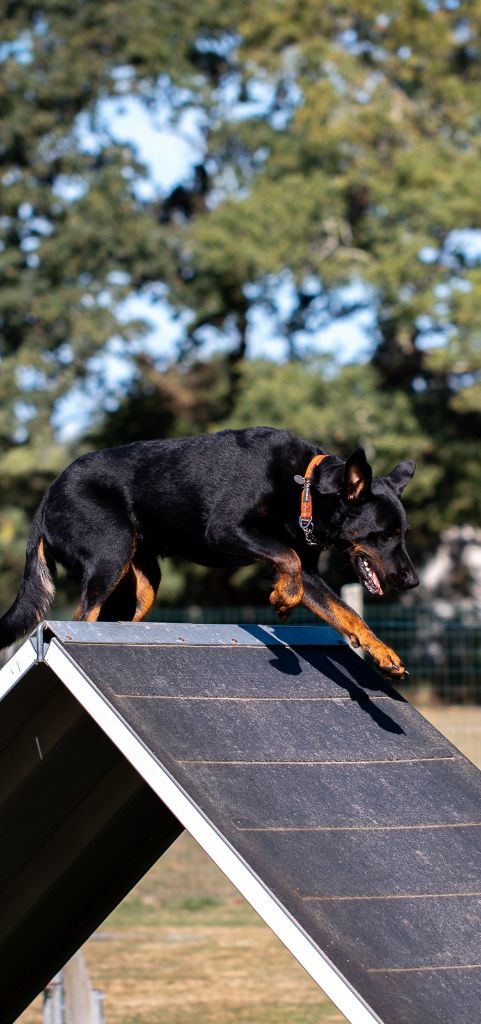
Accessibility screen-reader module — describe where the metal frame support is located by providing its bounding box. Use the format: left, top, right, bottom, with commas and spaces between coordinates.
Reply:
35, 622, 47, 663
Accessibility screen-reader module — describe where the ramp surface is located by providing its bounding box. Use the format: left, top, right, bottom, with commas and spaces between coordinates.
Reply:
0, 622, 480, 1024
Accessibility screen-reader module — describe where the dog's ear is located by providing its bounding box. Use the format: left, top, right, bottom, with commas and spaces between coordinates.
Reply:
343, 448, 372, 502
385, 460, 416, 496
295, 455, 344, 495
295, 450, 373, 501
309, 455, 344, 495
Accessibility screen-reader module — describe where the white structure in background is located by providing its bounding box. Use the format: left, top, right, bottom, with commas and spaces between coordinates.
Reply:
43, 952, 104, 1024
340, 582, 365, 658
421, 525, 481, 608
340, 582, 364, 619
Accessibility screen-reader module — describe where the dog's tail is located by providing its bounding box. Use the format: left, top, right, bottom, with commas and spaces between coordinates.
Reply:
0, 497, 56, 652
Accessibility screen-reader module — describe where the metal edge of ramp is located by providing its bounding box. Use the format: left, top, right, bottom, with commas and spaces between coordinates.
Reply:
43, 620, 348, 647
0, 636, 37, 699
41, 625, 383, 1024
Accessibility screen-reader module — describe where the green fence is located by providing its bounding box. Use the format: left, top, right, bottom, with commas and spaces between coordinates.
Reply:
151, 603, 481, 702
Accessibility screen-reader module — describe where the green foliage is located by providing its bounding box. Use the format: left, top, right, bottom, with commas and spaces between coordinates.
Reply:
1, 4, 162, 444
0, 440, 68, 609
175, 0, 481, 374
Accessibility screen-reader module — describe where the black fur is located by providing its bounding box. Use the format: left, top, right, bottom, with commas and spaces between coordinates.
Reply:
0, 427, 418, 676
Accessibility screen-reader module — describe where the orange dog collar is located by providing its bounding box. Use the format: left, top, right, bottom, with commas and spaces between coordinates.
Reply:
298, 453, 328, 545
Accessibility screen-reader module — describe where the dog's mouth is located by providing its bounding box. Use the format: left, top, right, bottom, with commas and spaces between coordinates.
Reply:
356, 554, 384, 597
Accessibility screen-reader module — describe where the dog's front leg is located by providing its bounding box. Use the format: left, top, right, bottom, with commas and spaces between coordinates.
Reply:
301, 570, 407, 680
205, 524, 303, 620
267, 546, 304, 620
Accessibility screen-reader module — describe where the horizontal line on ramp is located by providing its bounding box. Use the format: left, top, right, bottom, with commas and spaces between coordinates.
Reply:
178, 756, 457, 767
116, 694, 397, 702
366, 964, 481, 974
237, 821, 481, 833
303, 891, 481, 902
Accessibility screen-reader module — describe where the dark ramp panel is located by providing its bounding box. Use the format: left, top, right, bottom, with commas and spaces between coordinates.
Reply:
46, 622, 481, 1024
0, 657, 183, 1024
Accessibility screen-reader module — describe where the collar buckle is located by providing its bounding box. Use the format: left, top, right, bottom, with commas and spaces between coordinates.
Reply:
299, 515, 317, 546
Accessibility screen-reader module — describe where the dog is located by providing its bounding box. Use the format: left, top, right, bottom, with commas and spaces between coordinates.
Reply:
0, 427, 418, 676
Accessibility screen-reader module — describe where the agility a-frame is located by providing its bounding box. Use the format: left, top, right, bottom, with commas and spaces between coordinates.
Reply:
1, 622, 480, 1024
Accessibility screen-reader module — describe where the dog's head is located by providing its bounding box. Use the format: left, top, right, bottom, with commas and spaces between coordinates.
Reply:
311, 449, 419, 596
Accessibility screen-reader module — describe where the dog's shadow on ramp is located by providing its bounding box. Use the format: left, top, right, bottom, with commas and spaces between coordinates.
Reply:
240, 624, 406, 736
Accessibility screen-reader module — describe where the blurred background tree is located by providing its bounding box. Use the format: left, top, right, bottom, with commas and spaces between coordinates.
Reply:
1, 0, 481, 610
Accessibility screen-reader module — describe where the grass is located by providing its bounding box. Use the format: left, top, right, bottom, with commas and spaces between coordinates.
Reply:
18, 706, 481, 1024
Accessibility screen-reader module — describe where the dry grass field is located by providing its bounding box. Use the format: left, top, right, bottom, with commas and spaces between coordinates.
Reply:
18, 705, 481, 1024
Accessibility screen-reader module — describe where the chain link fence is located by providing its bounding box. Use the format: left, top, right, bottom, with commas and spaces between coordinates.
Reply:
151, 602, 481, 702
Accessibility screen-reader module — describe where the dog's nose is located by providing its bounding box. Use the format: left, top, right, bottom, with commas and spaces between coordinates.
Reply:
391, 563, 419, 590
403, 568, 419, 589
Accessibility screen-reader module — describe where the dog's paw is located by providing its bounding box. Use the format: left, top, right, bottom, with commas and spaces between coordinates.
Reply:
269, 593, 294, 621
269, 582, 303, 621
277, 606, 294, 622
364, 639, 407, 680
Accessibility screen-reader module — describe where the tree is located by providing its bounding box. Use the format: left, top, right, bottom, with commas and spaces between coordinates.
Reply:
161, 0, 481, 547
0, 0, 237, 607
0, 0, 218, 607
0, 0, 191, 448
172, 2, 481, 381
2, 1, 481, 612
4, 2, 481, 441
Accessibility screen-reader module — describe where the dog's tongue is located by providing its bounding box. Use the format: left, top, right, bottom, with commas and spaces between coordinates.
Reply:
362, 556, 383, 596
371, 569, 383, 596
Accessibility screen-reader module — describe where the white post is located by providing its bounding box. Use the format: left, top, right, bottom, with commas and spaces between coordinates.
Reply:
43, 952, 104, 1024
43, 975, 63, 1024
63, 951, 103, 1024
340, 583, 365, 657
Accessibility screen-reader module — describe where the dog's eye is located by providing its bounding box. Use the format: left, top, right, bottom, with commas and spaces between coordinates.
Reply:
380, 528, 403, 543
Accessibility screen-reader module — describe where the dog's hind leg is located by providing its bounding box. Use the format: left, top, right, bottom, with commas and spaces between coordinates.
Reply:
95, 549, 160, 623
97, 569, 138, 621
131, 550, 161, 621
74, 559, 131, 622
72, 524, 136, 623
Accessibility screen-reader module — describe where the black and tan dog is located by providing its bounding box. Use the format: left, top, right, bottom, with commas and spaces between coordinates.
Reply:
0, 427, 418, 676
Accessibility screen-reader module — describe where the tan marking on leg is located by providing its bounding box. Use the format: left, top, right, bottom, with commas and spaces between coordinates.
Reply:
131, 564, 158, 622
74, 557, 133, 623
269, 550, 304, 621
73, 602, 103, 623
302, 591, 406, 680
83, 603, 104, 622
